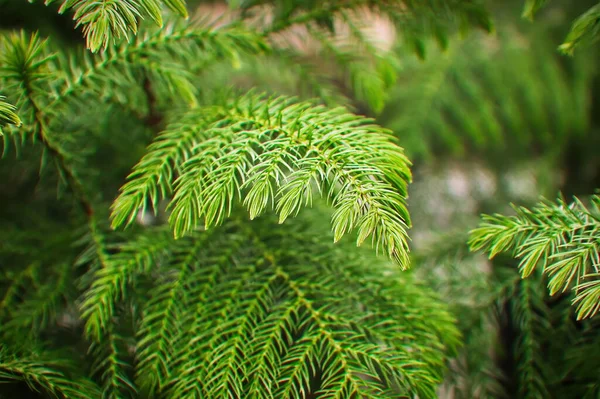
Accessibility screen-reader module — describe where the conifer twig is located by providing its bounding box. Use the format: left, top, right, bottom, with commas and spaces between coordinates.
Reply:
22, 74, 94, 217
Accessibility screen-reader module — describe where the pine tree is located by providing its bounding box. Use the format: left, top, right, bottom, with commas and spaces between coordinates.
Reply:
1, 0, 599, 398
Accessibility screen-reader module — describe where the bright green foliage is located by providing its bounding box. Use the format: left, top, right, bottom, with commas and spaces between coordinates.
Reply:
111, 93, 412, 267
0, 210, 460, 399
48, 22, 269, 108
51, 0, 189, 52
1, 0, 599, 397
79, 227, 174, 340
416, 228, 600, 399
0, 0, 479, 396
0, 96, 20, 136
470, 194, 600, 319
118, 214, 459, 399
0, 31, 53, 144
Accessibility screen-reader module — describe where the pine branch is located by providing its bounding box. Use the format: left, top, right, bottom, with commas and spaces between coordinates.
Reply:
92, 212, 458, 398
111, 93, 412, 267
511, 278, 551, 399
48, 23, 269, 113
0, 32, 53, 134
275, 265, 432, 398
0, 346, 101, 399
89, 328, 136, 399
1, 32, 95, 216
469, 194, 600, 319
164, 244, 259, 398
202, 268, 282, 398
79, 227, 173, 341
50, 0, 188, 52
135, 231, 214, 395
0, 95, 21, 136
244, 288, 298, 399
573, 275, 600, 319
3, 262, 72, 339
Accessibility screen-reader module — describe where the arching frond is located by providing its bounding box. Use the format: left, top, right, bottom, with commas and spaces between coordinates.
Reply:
4, 1, 598, 398
111, 93, 412, 267
469, 194, 600, 319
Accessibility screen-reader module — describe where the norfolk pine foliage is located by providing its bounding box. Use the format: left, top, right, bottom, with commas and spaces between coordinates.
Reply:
0, 1, 480, 398
470, 194, 600, 320
1, 0, 600, 398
